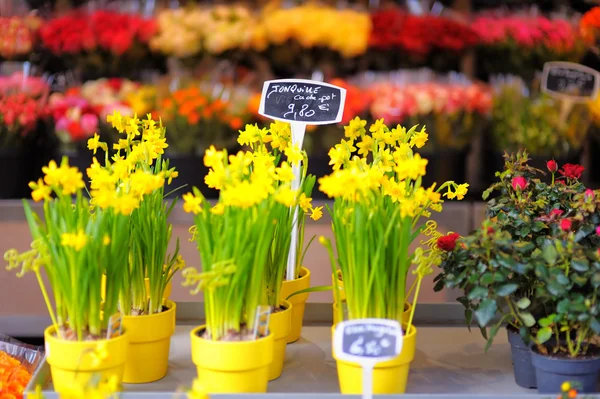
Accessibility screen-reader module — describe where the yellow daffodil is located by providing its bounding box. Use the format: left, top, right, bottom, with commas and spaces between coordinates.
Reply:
356, 135, 374, 157
298, 193, 312, 212
409, 130, 429, 149
275, 186, 297, 207
454, 183, 469, 200
87, 133, 107, 155
310, 206, 323, 221
275, 161, 295, 182
210, 203, 225, 215
61, 230, 88, 251
344, 117, 366, 140
204, 145, 225, 168
106, 110, 125, 133
284, 144, 303, 166
183, 192, 203, 214
29, 179, 51, 202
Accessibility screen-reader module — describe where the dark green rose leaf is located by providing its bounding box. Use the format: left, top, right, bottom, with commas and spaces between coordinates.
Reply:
591, 318, 600, 334
539, 314, 556, 327
557, 299, 570, 314
475, 298, 497, 327
516, 297, 531, 309
543, 244, 558, 265
514, 241, 535, 253
592, 272, 600, 288
547, 281, 566, 296
571, 259, 590, 272
468, 286, 488, 300
532, 221, 548, 232
519, 226, 531, 237
497, 283, 518, 296
520, 312, 535, 327
575, 223, 596, 243
481, 272, 494, 285
556, 274, 570, 286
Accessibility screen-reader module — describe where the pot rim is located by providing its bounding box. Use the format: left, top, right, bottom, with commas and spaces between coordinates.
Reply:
121, 299, 177, 320
191, 325, 274, 346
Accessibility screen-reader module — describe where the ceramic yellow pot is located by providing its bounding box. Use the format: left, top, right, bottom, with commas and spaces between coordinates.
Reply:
332, 302, 413, 325
101, 276, 172, 301
190, 325, 274, 393
44, 326, 128, 393
279, 267, 310, 343
268, 300, 292, 380
333, 324, 417, 394
122, 300, 176, 383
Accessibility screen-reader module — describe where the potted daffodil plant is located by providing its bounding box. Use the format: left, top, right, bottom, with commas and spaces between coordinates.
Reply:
89, 112, 184, 384
3, 154, 149, 393
181, 138, 316, 393
319, 117, 468, 394
235, 121, 322, 380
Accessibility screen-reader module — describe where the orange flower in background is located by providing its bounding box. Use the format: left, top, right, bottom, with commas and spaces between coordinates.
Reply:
230, 116, 243, 130
188, 112, 200, 124
581, 7, 600, 43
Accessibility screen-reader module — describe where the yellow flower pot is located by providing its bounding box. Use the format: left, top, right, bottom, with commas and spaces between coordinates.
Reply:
332, 301, 413, 325
101, 276, 172, 301
190, 325, 274, 393
44, 325, 128, 394
122, 300, 176, 383
268, 300, 292, 381
333, 324, 417, 394
279, 267, 310, 343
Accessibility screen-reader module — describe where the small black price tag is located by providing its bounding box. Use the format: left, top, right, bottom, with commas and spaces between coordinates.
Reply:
334, 319, 403, 364
259, 79, 346, 125
542, 62, 600, 102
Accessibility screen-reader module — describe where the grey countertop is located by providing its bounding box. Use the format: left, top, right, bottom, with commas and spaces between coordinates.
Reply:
32, 325, 541, 397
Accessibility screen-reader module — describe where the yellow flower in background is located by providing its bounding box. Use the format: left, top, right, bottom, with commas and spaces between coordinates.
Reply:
204, 145, 225, 168
61, 230, 88, 251
87, 133, 107, 155
357, 135, 374, 157
409, 130, 429, 149
369, 119, 387, 141
275, 161, 295, 182
275, 186, 297, 207
391, 125, 408, 143
183, 192, 203, 215
113, 138, 129, 151
284, 144, 303, 166
205, 167, 226, 190
238, 124, 261, 146
298, 193, 312, 212
210, 203, 225, 215
310, 206, 323, 221
29, 179, 51, 202
445, 187, 457, 200
454, 183, 469, 200
344, 117, 366, 140
114, 194, 139, 216
103, 235, 111, 245
106, 110, 125, 133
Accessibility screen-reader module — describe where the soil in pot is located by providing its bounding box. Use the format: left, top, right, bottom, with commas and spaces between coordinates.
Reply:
531, 344, 600, 393
506, 325, 537, 389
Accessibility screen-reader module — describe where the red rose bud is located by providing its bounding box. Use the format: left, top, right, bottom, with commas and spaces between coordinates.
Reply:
550, 209, 564, 217
560, 219, 572, 231
437, 232, 460, 251
511, 176, 527, 191
596, 226, 600, 236
585, 189, 595, 200
487, 227, 495, 235
547, 159, 558, 173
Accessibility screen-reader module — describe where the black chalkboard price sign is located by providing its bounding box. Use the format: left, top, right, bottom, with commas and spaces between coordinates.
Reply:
259, 79, 346, 124
334, 319, 403, 363
542, 62, 600, 102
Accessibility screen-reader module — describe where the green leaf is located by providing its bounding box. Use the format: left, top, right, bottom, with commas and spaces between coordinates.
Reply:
591, 318, 600, 334
465, 309, 473, 332
482, 189, 492, 201
475, 298, 497, 327
547, 281, 565, 296
468, 286, 488, 300
539, 315, 556, 327
496, 283, 518, 296
532, 221, 548, 232
480, 272, 494, 285
543, 244, 558, 265
571, 259, 590, 272
514, 241, 535, 253
519, 226, 531, 237
536, 327, 552, 344
516, 297, 531, 309
557, 299, 570, 314
520, 312, 535, 327
556, 274, 570, 285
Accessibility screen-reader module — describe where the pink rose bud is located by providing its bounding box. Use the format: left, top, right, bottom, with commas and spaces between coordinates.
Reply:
596, 226, 600, 236
511, 176, 527, 191
550, 209, 564, 217
547, 159, 558, 173
560, 219, 572, 232
585, 189, 595, 200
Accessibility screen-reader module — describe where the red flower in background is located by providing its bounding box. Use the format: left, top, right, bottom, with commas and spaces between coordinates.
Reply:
0, 93, 46, 136
437, 232, 460, 251
369, 9, 477, 55
560, 218, 572, 231
40, 10, 156, 56
559, 164, 585, 180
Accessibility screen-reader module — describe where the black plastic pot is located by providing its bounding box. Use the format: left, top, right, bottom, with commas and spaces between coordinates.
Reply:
0, 147, 35, 199
507, 326, 537, 389
531, 345, 600, 393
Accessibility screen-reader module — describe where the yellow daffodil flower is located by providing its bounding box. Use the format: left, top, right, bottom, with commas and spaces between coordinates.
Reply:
183, 192, 203, 215
310, 206, 323, 221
